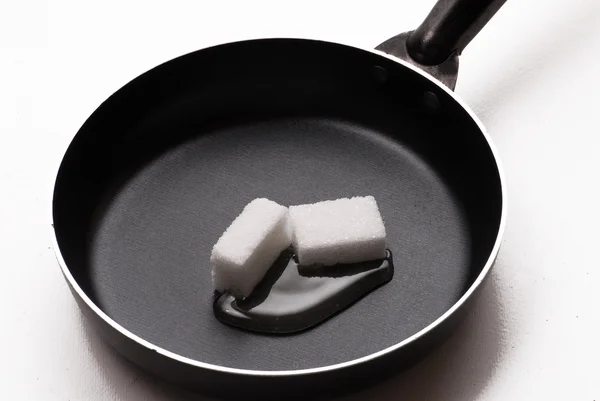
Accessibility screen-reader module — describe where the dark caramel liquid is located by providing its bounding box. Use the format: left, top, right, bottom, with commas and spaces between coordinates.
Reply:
213, 249, 394, 334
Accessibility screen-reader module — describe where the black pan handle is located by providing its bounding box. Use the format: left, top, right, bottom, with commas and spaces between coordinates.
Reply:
376, 0, 507, 89
407, 0, 507, 65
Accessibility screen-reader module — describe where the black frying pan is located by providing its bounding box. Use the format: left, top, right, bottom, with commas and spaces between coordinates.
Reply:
52, 0, 507, 399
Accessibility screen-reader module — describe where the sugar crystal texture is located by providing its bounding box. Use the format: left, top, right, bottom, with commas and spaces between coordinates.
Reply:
289, 196, 386, 266
211, 198, 292, 299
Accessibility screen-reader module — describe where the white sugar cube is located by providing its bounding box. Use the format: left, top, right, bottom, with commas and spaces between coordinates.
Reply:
289, 196, 386, 266
211, 198, 292, 299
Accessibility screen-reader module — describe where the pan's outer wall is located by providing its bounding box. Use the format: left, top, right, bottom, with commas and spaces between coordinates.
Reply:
64, 268, 493, 399
52, 38, 505, 399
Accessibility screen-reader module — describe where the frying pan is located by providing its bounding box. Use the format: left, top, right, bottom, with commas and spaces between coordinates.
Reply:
52, 0, 507, 398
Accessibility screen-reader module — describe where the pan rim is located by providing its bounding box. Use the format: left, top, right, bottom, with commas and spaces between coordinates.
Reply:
50, 37, 507, 377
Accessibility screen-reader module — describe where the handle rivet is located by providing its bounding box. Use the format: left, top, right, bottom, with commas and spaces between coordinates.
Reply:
372, 65, 388, 85
421, 91, 441, 113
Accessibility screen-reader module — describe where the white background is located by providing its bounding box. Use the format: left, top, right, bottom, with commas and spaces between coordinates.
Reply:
1, 0, 599, 400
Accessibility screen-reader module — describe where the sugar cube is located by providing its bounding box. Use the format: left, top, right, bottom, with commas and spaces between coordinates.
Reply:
211, 198, 292, 299
289, 196, 386, 266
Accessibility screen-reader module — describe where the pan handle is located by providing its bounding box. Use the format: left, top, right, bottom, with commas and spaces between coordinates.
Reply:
376, 0, 507, 90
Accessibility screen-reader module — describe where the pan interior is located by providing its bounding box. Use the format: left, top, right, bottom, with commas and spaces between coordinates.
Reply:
53, 39, 502, 371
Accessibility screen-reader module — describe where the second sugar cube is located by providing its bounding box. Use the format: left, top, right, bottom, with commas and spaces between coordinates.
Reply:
289, 196, 387, 266
211, 198, 292, 299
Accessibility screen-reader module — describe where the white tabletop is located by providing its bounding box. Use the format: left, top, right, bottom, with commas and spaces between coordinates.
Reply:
2, 0, 599, 399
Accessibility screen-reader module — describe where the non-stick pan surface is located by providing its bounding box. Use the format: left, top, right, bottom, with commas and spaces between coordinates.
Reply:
53, 38, 504, 395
